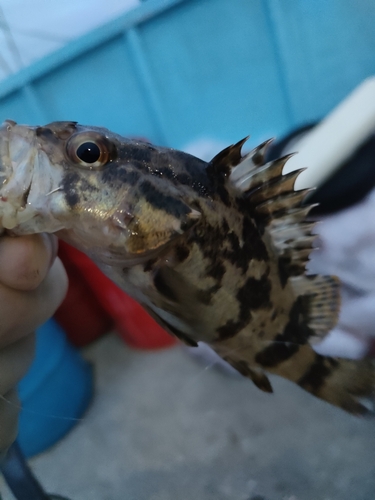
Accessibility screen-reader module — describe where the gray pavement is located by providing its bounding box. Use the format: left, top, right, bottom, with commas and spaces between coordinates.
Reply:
1, 333, 375, 500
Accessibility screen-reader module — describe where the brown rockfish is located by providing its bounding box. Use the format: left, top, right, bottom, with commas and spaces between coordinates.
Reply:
0, 120, 374, 415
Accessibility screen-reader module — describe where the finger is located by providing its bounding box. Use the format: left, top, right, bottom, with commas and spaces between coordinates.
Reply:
0, 233, 58, 291
0, 333, 36, 396
0, 388, 19, 459
0, 257, 68, 348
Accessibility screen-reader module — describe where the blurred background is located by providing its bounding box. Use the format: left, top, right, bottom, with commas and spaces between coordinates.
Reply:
0, 1, 375, 499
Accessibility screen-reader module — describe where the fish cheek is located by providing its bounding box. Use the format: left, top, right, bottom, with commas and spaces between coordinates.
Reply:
62, 171, 102, 210
124, 181, 200, 255
125, 201, 184, 255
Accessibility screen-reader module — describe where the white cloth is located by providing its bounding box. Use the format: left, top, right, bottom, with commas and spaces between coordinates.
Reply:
309, 188, 375, 358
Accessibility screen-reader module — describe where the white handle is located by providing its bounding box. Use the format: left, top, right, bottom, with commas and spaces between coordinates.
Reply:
283, 77, 375, 190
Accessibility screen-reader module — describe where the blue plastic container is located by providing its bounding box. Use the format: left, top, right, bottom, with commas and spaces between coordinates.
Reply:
17, 319, 94, 458
0, 0, 374, 150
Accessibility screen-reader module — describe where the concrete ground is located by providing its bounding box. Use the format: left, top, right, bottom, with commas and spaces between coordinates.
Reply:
1, 333, 375, 500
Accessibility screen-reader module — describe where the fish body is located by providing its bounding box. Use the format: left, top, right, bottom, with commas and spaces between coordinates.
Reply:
0, 120, 374, 414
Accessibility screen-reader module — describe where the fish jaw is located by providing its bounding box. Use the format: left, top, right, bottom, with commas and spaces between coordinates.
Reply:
0, 121, 66, 233
0, 120, 37, 230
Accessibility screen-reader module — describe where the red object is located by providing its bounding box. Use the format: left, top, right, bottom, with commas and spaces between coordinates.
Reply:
54, 248, 113, 347
56, 241, 177, 349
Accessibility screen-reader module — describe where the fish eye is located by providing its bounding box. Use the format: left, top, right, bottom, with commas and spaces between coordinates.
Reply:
67, 132, 111, 168
76, 142, 101, 163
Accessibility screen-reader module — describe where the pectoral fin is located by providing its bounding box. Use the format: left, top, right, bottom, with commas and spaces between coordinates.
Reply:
124, 196, 200, 255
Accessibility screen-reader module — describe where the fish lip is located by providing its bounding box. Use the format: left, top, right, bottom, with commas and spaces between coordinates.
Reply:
0, 120, 13, 172
0, 120, 17, 135
0, 121, 40, 229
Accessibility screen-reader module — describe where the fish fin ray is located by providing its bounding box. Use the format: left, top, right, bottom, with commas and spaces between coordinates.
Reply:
230, 143, 319, 274
220, 356, 273, 393
208, 137, 249, 176
290, 275, 341, 342
247, 367, 273, 393
209, 137, 275, 179
230, 153, 291, 191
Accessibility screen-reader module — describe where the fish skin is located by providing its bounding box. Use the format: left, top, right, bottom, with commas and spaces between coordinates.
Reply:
0, 120, 374, 415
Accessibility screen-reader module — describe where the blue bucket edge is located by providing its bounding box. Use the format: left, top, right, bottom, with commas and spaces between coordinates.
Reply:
17, 319, 94, 458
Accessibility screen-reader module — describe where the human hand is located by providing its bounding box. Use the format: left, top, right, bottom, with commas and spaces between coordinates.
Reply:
0, 234, 68, 461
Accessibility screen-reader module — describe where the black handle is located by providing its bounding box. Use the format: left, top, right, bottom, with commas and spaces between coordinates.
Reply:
0, 441, 71, 500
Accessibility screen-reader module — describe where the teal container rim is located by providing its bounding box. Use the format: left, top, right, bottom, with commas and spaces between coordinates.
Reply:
0, 0, 186, 100
18, 319, 68, 400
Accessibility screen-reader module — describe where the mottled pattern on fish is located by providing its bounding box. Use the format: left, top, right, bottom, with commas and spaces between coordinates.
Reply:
0, 120, 374, 415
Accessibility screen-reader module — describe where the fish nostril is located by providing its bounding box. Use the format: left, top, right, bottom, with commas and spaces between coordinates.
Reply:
36, 126, 51, 137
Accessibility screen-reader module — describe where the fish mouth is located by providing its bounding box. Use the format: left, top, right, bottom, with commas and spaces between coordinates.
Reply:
0, 120, 39, 230
0, 120, 72, 235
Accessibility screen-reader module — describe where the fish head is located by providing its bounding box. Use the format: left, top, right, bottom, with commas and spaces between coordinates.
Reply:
0, 121, 201, 264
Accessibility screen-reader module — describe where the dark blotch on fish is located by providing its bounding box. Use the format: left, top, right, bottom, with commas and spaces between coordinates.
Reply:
237, 275, 272, 312
191, 223, 224, 268
197, 285, 221, 306
216, 184, 231, 206
278, 256, 290, 288
298, 355, 339, 394
255, 296, 314, 367
36, 127, 56, 139
153, 269, 178, 301
207, 260, 226, 282
255, 339, 300, 367
278, 255, 304, 288
143, 259, 157, 272
218, 274, 271, 340
193, 215, 269, 283
217, 319, 246, 340
122, 144, 154, 164
221, 217, 269, 273
102, 166, 140, 186
175, 244, 190, 262
242, 216, 269, 262
138, 180, 191, 219
62, 172, 81, 207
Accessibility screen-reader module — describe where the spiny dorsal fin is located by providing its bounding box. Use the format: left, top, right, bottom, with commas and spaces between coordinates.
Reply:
229, 142, 317, 273
229, 138, 274, 185
208, 136, 275, 178
251, 138, 274, 166
255, 189, 313, 215
248, 168, 305, 205
230, 155, 291, 193
208, 136, 249, 176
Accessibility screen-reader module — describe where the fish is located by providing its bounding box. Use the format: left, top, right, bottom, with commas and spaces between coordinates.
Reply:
0, 119, 374, 415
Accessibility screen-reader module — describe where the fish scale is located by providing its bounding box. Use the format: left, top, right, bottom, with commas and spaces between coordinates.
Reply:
0, 120, 374, 415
